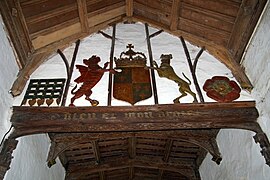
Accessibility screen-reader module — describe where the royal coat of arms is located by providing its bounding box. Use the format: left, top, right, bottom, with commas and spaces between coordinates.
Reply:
113, 44, 152, 105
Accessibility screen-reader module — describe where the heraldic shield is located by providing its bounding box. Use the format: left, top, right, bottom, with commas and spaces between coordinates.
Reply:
113, 44, 152, 105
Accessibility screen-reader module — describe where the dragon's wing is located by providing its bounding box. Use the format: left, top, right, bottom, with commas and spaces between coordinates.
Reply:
74, 65, 88, 83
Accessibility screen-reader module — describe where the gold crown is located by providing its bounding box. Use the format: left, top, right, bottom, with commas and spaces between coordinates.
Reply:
114, 44, 147, 68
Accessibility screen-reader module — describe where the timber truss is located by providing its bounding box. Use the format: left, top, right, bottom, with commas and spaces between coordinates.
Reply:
1, 101, 270, 179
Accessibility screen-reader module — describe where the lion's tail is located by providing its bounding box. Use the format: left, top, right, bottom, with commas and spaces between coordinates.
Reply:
71, 84, 78, 94
182, 73, 191, 85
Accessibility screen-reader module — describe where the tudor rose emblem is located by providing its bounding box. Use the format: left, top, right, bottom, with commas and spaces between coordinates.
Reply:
113, 44, 152, 105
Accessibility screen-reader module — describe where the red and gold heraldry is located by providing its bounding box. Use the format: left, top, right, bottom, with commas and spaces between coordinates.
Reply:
203, 76, 241, 102
113, 44, 152, 105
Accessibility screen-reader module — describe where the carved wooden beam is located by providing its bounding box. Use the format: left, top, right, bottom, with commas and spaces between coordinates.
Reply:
10, 101, 260, 137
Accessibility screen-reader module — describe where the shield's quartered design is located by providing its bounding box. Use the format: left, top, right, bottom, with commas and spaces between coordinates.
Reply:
113, 44, 152, 105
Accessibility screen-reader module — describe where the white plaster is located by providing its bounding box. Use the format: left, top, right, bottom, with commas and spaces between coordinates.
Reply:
0, 16, 65, 180
5, 135, 64, 180
200, 2, 270, 180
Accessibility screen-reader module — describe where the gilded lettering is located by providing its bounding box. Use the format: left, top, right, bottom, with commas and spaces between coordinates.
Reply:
87, 113, 97, 120
158, 112, 166, 118
137, 112, 144, 118
72, 113, 79, 119
127, 112, 136, 118
80, 113, 87, 120
144, 112, 153, 118
64, 113, 72, 120
102, 113, 109, 119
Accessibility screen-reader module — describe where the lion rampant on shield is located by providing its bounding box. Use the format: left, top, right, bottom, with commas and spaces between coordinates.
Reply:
69, 55, 115, 106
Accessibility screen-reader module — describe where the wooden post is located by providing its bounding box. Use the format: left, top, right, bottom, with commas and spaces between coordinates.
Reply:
107, 24, 116, 106
145, 23, 159, 104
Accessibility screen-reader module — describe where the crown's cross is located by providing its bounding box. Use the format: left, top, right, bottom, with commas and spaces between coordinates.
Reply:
126, 44, 134, 50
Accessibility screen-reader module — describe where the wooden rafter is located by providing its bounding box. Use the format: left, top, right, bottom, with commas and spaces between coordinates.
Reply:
227, 0, 267, 63
0, 0, 32, 67
14, 0, 33, 52
126, 0, 133, 22
170, 0, 180, 30
76, 0, 89, 33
